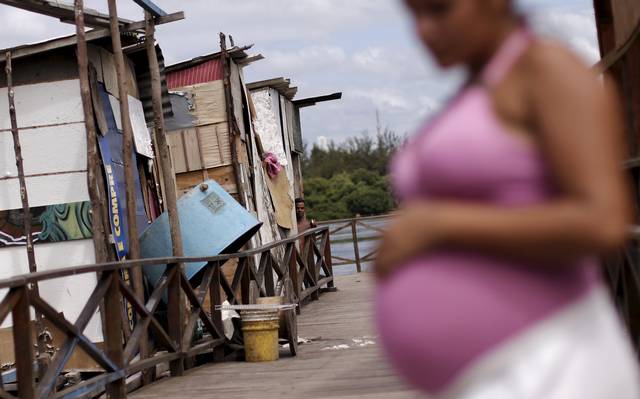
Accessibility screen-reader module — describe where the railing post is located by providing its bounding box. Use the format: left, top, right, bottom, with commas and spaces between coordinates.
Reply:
210, 263, 225, 362
323, 229, 336, 288
166, 263, 185, 376
289, 244, 301, 314
104, 270, 126, 398
12, 286, 35, 399
351, 219, 362, 273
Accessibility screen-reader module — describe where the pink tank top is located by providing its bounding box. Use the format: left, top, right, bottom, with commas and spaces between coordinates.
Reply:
376, 28, 599, 393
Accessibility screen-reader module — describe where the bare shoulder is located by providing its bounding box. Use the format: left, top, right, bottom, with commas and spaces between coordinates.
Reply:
521, 40, 612, 104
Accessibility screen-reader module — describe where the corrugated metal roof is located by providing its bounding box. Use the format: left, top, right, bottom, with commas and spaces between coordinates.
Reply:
166, 58, 223, 89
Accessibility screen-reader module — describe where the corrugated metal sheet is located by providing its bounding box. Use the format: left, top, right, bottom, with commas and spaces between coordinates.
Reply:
167, 58, 223, 89
127, 43, 174, 122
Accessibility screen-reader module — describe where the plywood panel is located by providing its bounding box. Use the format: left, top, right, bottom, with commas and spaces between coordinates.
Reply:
612, 0, 640, 47
189, 81, 227, 125
0, 122, 87, 177
0, 172, 89, 211
199, 122, 232, 168
183, 129, 203, 171
0, 79, 84, 130
176, 165, 237, 196
167, 131, 188, 174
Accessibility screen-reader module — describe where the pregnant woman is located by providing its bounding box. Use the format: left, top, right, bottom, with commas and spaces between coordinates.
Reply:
375, 1, 640, 398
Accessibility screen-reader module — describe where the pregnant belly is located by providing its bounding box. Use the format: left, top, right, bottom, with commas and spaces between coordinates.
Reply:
375, 252, 597, 393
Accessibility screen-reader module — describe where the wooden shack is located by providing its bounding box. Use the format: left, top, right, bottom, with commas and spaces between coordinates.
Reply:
594, 0, 640, 348
164, 44, 341, 247
0, 32, 172, 370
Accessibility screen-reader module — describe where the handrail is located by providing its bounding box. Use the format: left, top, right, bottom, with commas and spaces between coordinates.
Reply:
0, 227, 335, 399
319, 214, 392, 271
0, 226, 329, 289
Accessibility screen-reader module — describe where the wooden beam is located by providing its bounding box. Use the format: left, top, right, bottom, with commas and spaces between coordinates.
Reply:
0, 12, 185, 64
132, 0, 167, 17
107, 0, 150, 385
0, 0, 132, 28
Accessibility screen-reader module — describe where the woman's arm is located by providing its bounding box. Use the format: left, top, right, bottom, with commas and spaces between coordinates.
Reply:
375, 44, 632, 278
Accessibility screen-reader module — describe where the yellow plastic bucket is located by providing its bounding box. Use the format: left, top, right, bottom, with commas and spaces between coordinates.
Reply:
241, 309, 280, 362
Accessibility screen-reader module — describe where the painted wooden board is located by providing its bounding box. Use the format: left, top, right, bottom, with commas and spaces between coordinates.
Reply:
128, 95, 154, 158
0, 201, 92, 247
0, 79, 84, 129
0, 122, 87, 178
0, 172, 89, 211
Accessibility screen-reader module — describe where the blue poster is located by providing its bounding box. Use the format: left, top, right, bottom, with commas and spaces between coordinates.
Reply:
96, 83, 149, 260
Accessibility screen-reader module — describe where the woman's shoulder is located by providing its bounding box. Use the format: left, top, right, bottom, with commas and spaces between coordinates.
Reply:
519, 39, 604, 101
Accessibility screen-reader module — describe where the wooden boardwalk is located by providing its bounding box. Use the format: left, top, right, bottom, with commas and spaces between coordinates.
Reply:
130, 273, 418, 398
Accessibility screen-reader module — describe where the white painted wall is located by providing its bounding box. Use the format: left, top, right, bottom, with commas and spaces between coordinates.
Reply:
0, 79, 103, 342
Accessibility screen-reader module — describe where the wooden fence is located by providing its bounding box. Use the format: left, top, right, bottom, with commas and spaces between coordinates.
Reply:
318, 214, 391, 273
0, 226, 334, 399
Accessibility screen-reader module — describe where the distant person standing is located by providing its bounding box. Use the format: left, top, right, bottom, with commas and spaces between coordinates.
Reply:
295, 198, 316, 233
295, 198, 316, 258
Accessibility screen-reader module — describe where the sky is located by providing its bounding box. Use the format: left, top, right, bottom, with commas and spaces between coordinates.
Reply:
0, 0, 599, 147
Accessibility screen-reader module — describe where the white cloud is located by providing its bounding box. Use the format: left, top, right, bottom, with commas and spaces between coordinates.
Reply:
0, 0, 598, 145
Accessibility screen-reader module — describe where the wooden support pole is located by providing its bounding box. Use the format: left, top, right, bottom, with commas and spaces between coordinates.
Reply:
74, 0, 109, 264
219, 32, 247, 207
144, 13, 185, 262
145, 13, 186, 376
104, 271, 126, 399
11, 287, 35, 399
107, 0, 149, 384
5, 50, 48, 361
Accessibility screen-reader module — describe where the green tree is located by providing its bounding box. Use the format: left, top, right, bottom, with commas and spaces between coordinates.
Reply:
302, 130, 404, 221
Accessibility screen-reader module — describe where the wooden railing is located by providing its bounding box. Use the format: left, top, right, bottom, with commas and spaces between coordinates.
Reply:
0, 226, 334, 399
317, 214, 391, 272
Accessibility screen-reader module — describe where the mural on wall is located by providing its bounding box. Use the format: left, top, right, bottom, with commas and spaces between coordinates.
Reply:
0, 201, 92, 247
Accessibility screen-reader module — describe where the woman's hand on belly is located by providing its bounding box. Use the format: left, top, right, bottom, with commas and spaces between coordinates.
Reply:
375, 204, 440, 280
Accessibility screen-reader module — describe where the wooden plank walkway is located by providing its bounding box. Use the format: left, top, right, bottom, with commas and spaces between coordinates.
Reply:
130, 273, 418, 398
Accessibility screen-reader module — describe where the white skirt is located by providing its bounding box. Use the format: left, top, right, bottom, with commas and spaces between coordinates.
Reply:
427, 285, 640, 399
